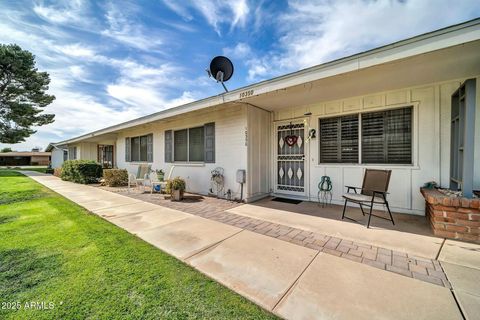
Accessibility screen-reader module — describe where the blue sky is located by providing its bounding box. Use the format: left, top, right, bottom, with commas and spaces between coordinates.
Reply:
0, 0, 479, 151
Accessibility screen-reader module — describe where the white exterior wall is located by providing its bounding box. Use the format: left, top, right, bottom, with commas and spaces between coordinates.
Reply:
116, 105, 249, 200
272, 78, 477, 215
50, 149, 64, 168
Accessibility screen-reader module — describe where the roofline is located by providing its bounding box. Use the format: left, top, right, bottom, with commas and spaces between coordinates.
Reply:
0, 152, 51, 156
45, 143, 67, 151
57, 18, 480, 145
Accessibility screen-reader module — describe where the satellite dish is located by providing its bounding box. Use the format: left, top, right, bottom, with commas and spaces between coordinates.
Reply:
206, 56, 234, 92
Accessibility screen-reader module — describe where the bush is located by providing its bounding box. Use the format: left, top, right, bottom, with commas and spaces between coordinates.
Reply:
103, 169, 128, 187
45, 168, 54, 174
166, 177, 186, 194
61, 160, 102, 184
53, 168, 62, 177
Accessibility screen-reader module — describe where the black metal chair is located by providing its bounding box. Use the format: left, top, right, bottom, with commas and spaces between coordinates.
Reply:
341, 169, 394, 228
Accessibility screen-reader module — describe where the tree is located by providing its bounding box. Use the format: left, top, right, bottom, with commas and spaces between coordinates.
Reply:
0, 44, 55, 143
1, 147, 12, 152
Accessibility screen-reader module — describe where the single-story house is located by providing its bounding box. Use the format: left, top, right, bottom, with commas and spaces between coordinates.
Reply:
49, 19, 480, 217
0, 151, 51, 166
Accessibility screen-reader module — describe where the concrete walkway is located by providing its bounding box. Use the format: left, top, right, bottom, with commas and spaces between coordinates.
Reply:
24, 172, 479, 320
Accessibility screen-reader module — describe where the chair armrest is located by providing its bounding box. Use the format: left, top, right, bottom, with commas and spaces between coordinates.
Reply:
345, 185, 361, 193
345, 185, 361, 189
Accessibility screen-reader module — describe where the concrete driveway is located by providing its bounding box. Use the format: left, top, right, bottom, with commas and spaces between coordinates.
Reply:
24, 172, 478, 320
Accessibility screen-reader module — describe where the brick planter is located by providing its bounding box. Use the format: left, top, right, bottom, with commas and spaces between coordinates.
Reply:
420, 188, 480, 243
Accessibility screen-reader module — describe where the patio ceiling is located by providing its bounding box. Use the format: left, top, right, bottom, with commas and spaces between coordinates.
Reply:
242, 40, 480, 111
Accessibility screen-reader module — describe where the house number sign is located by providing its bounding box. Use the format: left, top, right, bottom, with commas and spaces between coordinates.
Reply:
239, 89, 254, 99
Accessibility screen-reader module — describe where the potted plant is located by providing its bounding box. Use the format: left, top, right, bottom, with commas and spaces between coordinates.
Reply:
166, 177, 186, 201
155, 169, 165, 181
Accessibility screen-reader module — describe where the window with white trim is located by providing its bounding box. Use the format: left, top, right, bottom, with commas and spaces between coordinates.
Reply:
174, 126, 205, 162
125, 134, 153, 162
319, 106, 413, 164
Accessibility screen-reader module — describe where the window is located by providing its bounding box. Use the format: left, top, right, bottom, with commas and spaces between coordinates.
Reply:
125, 134, 153, 162
174, 126, 204, 162
362, 107, 412, 164
165, 123, 215, 163
174, 129, 188, 161
63, 150, 68, 161
319, 115, 358, 163
189, 127, 205, 161
68, 147, 77, 160
319, 106, 412, 164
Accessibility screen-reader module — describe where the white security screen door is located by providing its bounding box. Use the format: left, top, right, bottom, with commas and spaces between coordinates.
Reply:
275, 121, 307, 197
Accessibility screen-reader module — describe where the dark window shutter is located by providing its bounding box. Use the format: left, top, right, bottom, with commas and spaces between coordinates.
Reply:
362, 106, 412, 164
165, 130, 172, 163
125, 137, 131, 162
204, 122, 215, 163
319, 115, 358, 163
147, 134, 153, 162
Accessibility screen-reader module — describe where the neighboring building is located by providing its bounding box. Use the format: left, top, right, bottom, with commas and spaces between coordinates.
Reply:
49, 19, 480, 215
0, 151, 51, 166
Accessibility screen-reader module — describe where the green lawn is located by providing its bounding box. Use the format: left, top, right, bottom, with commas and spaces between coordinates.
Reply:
0, 167, 49, 173
0, 171, 277, 319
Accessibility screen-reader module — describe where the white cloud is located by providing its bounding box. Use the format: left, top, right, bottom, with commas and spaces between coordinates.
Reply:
33, 0, 96, 29
56, 43, 97, 59
246, 0, 480, 81
0, 3, 203, 151
101, 2, 163, 51
162, 0, 250, 35
223, 42, 252, 59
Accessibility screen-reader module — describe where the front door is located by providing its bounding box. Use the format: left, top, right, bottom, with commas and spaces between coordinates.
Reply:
98, 145, 114, 168
275, 121, 307, 197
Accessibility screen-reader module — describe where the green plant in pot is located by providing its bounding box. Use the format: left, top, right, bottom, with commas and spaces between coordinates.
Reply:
166, 177, 186, 201
155, 169, 165, 181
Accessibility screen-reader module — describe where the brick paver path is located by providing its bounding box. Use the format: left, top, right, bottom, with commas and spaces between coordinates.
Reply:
100, 186, 450, 288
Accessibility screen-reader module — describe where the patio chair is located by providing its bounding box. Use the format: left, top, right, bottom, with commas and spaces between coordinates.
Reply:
128, 164, 151, 193
341, 169, 394, 228
150, 165, 175, 194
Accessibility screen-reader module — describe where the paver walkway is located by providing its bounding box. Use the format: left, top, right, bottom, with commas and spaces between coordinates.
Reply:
24, 172, 480, 320
104, 186, 450, 287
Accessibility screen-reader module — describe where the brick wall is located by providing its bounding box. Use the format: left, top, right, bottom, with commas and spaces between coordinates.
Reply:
421, 188, 480, 243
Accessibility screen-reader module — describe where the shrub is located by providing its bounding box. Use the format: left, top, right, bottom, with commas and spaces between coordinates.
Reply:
166, 177, 186, 194
53, 168, 62, 177
61, 160, 102, 184
103, 169, 128, 187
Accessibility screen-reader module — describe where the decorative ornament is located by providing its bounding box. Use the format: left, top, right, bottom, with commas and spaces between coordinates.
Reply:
285, 135, 298, 147
284, 122, 298, 147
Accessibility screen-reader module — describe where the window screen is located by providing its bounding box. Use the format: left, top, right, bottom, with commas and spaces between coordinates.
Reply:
319, 115, 359, 163
140, 135, 148, 162
362, 107, 412, 164
174, 129, 188, 161
188, 126, 205, 161
131, 137, 140, 161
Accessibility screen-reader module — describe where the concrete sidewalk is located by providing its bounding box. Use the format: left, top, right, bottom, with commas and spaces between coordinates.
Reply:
24, 172, 477, 320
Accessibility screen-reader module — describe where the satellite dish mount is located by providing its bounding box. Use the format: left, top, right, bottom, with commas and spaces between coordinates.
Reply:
207, 56, 234, 93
